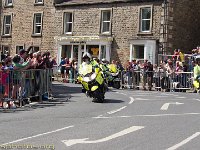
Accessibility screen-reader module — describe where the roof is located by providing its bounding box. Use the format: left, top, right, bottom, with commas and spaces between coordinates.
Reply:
55, 0, 163, 6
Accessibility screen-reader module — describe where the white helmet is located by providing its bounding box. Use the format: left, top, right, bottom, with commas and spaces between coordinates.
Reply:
82, 52, 92, 59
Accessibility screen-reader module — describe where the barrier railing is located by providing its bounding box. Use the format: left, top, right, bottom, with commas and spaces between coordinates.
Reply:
0, 69, 53, 109
120, 70, 194, 92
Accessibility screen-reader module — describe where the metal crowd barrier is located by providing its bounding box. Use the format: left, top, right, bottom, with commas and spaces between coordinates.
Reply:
0, 69, 53, 109
120, 70, 194, 92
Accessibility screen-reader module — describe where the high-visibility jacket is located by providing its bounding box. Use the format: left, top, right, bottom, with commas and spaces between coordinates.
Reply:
108, 64, 118, 73
194, 65, 200, 80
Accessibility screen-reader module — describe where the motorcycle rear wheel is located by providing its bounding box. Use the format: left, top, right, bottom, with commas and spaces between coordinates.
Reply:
113, 81, 121, 89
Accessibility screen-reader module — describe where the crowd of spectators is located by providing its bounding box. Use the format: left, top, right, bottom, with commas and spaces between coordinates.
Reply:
59, 58, 78, 82
122, 47, 200, 92
0, 47, 57, 108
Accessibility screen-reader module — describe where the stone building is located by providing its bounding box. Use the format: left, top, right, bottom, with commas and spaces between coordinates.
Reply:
0, 0, 56, 56
54, 0, 200, 65
1, 0, 200, 65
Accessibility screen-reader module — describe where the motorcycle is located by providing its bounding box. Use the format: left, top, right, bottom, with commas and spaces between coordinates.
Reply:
78, 65, 106, 103
105, 64, 121, 89
193, 76, 200, 93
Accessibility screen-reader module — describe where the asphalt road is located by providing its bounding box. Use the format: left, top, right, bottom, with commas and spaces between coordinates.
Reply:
0, 83, 200, 150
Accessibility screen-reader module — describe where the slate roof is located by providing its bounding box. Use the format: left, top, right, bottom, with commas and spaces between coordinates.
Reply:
55, 0, 163, 6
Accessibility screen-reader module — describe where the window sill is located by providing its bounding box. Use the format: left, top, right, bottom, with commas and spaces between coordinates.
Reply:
100, 32, 112, 36
137, 32, 153, 36
1, 35, 12, 38
64, 33, 73, 36
34, 3, 44, 6
4, 5, 13, 8
31, 34, 42, 37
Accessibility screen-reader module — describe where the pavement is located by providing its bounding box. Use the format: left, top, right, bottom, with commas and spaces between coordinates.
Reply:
0, 82, 200, 150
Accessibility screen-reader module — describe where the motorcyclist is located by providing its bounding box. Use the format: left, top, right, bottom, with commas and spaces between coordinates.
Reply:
78, 52, 103, 92
100, 58, 109, 73
193, 57, 200, 93
79, 52, 99, 74
108, 60, 118, 74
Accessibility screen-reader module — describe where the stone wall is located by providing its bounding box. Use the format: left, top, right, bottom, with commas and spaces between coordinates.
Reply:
169, 0, 200, 53
0, 0, 56, 56
55, 1, 163, 64
2, 0, 199, 64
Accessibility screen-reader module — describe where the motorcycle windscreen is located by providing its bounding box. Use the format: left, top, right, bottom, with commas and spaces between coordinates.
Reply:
79, 64, 93, 76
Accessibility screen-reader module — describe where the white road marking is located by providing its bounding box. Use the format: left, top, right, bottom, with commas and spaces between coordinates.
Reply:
160, 102, 184, 111
155, 96, 168, 98
119, 92, 127, 96
129, 97, 134, 104
166, 132, 200, 150
93, 113, 200, 119
161, 93, 179, 96
131, 95, 148, 97
1, 125, 74, 146
176, 97, 186, 99
93, 116, 111, 119
194, 99, 200, 102
62, 126, 144, 146
135, 98, 149, 101
107, 106, 127, 114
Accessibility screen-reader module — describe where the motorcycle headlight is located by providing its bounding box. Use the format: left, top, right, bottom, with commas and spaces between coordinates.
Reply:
90, 73, 97, 80
83, 77, 90, 82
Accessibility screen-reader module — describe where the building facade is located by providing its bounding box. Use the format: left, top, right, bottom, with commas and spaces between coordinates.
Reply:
1, 0, 200, 65
54, 0, 164, 65
0, 0, 56, 56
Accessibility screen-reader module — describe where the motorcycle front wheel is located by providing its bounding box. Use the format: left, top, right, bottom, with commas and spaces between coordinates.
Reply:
92, 89, 105, 103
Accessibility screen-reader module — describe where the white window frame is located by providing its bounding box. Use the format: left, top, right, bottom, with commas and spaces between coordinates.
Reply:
100, 10, 112, 34
63, 12, 73, 35
3, 15, 12, 36
5, 0, 13, 6
33, 13, 43, 35
35, 0, 43, 4
139, 6, 153, 33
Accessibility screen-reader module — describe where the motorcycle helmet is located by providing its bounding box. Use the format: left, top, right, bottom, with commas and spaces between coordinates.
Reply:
196, 57, 200, 63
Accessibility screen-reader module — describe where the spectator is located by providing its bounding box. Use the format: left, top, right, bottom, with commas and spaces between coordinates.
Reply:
142, 59, 148, 90
59, 58, 66, 79
65, 58, 71, 81
146, 62, 154, 91
12, 55, 31, 101
19, 49, 28, 64
131, 60, 139, 89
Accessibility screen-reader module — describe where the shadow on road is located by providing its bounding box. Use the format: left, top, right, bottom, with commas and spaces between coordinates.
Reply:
105, 99, 125, 103
0, 83, 82, 113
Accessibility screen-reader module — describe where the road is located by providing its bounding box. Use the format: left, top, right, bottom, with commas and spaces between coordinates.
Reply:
0, 83, 200, 150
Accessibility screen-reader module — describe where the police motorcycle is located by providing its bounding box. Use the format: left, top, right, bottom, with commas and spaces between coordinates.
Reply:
77, 53, 106, 103
193, 57, 200, 93
101, 59, 121, 89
